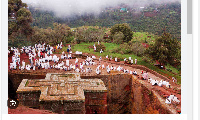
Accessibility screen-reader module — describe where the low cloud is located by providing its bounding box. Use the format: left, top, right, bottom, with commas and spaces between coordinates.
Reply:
22, 0, 181, 17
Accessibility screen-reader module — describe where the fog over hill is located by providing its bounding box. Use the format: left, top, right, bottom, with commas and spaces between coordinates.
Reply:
22, 0, 181, 17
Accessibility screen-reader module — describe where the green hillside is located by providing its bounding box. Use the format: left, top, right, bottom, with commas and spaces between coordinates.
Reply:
29, 2, 181, 41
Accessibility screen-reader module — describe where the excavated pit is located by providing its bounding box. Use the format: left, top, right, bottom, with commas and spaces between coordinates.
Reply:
8, 72, 175, 114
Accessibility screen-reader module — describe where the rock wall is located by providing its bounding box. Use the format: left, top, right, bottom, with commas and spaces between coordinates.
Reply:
85, 92, 107, 114
81, 74, 132, 114
8, 73, 46, 99
131, 76, 175, 114
40, 101, 85, 114
8, 73, 46, 93
17, 91, 41, 108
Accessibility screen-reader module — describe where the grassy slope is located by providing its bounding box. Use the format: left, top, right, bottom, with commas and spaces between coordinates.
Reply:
61, 41, 181, 84
132, 32, 157, 44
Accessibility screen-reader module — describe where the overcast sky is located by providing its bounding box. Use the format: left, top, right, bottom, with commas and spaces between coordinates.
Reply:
22, 0, 181, 17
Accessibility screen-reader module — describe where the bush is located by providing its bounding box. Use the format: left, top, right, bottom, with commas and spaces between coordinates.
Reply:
129, 42, 146, 57
142, 56, 153, 64
95, 42, 106, 52
113, 32, 124, 44
111, 42, 146, 57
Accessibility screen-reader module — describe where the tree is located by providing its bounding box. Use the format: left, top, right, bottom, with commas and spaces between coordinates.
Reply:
74, 26, 105, 43
8, 0, 33, 41
110, 23, 133, 43
30, 23, 73, 45
146, 32, 181, 66
52, 22, 72, 45
16, 7, 33, 37
113, 32, 124, 44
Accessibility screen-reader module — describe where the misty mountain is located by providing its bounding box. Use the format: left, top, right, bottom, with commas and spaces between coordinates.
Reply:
29, 2, 181, 40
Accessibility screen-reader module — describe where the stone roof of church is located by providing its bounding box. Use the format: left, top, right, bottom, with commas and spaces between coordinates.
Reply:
17, 73, 107, 102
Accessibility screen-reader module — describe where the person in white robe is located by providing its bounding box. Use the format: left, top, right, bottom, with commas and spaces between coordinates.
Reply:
11, 55, 15, 62
172, 96, 180, 104
111, 66, 113, 70
113, 67, 116, 71
169, 94, 175, 100
70, 64, 73, 70
45, 64, 48, 69
61, 61, 64, 66
100, 49, 103, 53
38, 51, 40, 57
66, 60, 69, 66
165, 97, 171, 104
75, 68, 80, 72
60, 66, 63, 70
133, 71, 137, 75
82, 61, 85, 65
33, 66, 35, 70
117, 66, 121, 71
53, 55, 57, 62
115, 58, 117, 62
13, 61, 16, 69
80, 63, 83, 69
42, 57, 45, 62
39, 57, 42, 63
96, 68, 100, 74
10, 63, 13, 70
72, 65, 76, 70
17, 57, 20, 65
86, 68, 89, 73
18, 64, 21, 70
162, 81, 167, 86
26, 65, 30, 70
94, 46, 96, 51
75, 58, 78, 64
124, 58, 126, 62
151, 80, 159, 86
158, 81, 163, 87
135, 59, 137, 64
41, 63, 44, 69
63, 66, 67, 71
106, 55, 108, 59
148, 78, 152, 83
49, 55, 52, 61
99, 56, 102, 62
86, 61, 89, 66
22, 60, 25, 68
57, 44, 60, 49
143, 72, 148, 80
55, 65, 58, 69
166, 82, 171, 88
45, 53, 47, 58
107, 67, 110, 73
61, 55, 64, 60
68, 54, 72, 59
102, 64, 105, 69
131, 59, 133, 64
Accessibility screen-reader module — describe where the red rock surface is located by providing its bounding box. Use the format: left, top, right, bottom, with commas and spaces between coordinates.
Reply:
8, 105, 55, 114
